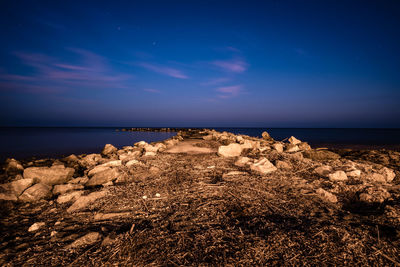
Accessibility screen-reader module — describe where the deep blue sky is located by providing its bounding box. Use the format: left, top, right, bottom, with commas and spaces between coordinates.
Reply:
0, 0, 399, 127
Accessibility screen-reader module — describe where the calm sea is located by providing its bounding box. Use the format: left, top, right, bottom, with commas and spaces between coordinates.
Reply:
1, 127, 399, 160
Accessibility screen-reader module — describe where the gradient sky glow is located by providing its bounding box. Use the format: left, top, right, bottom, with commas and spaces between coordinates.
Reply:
0, 0, 399, 127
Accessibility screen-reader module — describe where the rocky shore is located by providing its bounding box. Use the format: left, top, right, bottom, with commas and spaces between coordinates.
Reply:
0, 129, 399, 265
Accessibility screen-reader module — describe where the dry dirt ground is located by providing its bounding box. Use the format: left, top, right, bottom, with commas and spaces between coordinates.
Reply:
0, 132, 399, 266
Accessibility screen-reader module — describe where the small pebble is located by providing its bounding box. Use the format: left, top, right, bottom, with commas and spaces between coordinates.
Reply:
155, 193, 161, 198
142, 195, 147, 199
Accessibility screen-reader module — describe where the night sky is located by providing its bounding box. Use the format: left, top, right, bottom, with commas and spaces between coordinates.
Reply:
0, 0, 399, 127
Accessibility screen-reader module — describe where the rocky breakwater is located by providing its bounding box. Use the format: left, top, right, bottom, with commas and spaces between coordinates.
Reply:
0, 129, 399, 266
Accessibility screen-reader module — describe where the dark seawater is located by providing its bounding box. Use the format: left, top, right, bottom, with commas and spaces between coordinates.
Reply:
1, 127, 400, 161
0, 127, 176, 161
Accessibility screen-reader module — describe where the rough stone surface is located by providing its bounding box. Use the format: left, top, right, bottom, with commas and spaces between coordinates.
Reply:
328, 171, 348, 182
218, 143, 243, 157
316, 188, 338, 203
250, 158, 277, 174
126, 160, 140, 168
94, 212, 131, 221
286, 144, 299, 153
56, 190, 84, 204
53, 184, 84, 195
314, 166, 333, 176
101, 144, 118, 157
346, 169, 361, 178
0, 192, 18, 201
288, 136, 302, 145
68, 177, 89, 184
5, 159, 24, 175
19, 183, 52, 202
381, 167, 396, 183
24, 166, 74, 185
275, 160, 291, 170
365, 173, 386, 183
28, 222, 45, 232
80, 154, 102, 167
298, 142, 312, 151
66, 232, 101, 249
359, 187, 390, 204
85, 168, 120, 187
262, 131, 272, 140
0, 178, 34, 197
67, 191, 107, 213
272, 143, 284, 153
234, 157, 251, 167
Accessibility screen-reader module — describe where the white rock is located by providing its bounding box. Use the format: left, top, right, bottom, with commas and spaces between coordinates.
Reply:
19, 183, 52, 202
314, 165, 332, 176
234, 157, 252, 167
262, 131, 272, 140
24, 166, 74, 185
346, 169, 361, 178
126, 159, 140, 167
66, 232, 101, 249
218, 143, 243, 157
28, 222, 45, 232
328, 171, 348, 182
101, 144, 118, 156
57, 190, 84, 204
250, 158, 277, 174
381, 167, 396, 183
288, 136, 302, 145
272, 143, 284, 153
286, 144, 300, 153
316, 188, 337, 203
365, 173, 386, 183
85, 168, 120, 187
67, 191, 107, 213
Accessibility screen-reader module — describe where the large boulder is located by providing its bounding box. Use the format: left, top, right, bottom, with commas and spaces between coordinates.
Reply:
328, 171, 348, 182
380, 167, 396, 183
303, 150, 340, 161
85, 168, 120, 187
250, 158, 277, 174
288, 136, 302, 145
218, 143, 243, 157
359, 187, 390, 204
262, 131, 273, 140
19, 183, 52, 202
272, 143, 284, 153
23, 165, 74, 185
66, 232, 102, 249
5, 158, 24, 175
79, 153, 102, 167
87, 160, 122, 176
57, 190, 84, 204
316, 188, 338, 203
286, 144, 299, 153
0, 178, 34, 197
234, 157, 252, 167
101, 144, 118, 157
67, 191, 107, 213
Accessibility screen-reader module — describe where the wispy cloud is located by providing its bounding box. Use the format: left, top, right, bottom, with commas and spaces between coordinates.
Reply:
216, 85, 243, 98
138, 62, 188, 79
212, 58, 248, 73
0, 49, 134, 94
143, 88, 161, 93
201, 77, 231, 86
